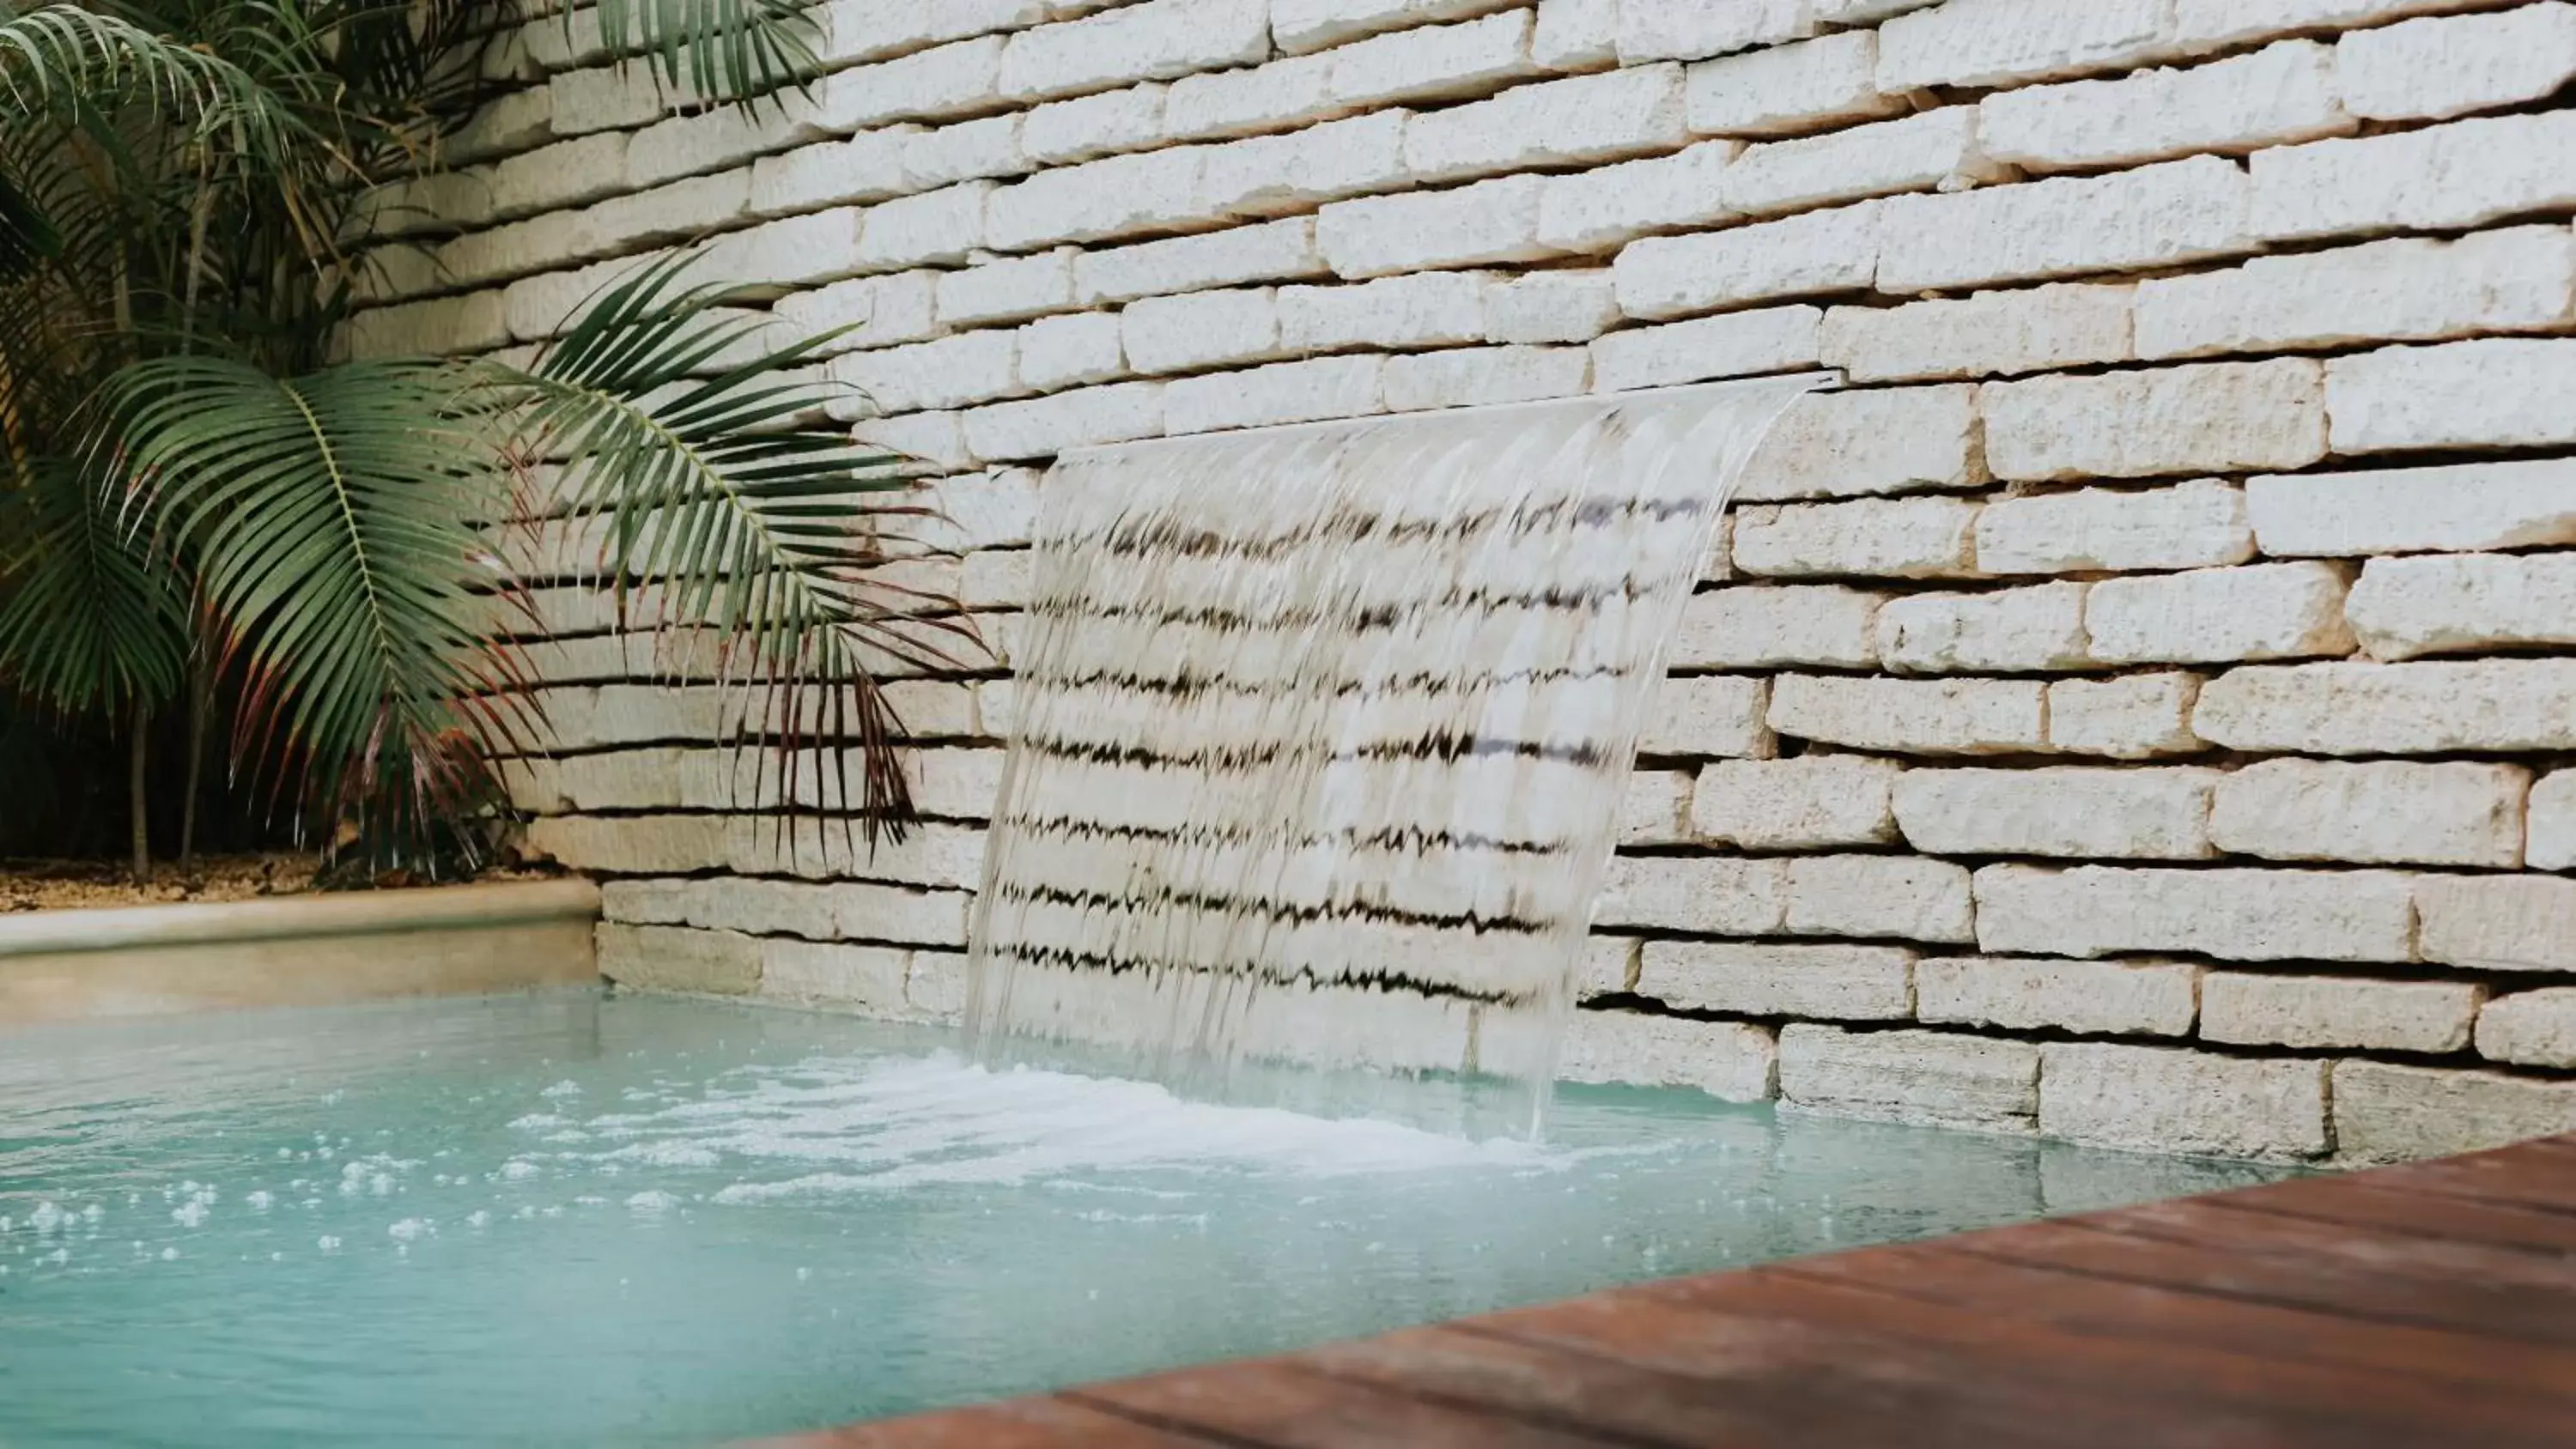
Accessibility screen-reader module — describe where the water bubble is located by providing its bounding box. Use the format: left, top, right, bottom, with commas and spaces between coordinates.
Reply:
317, 1236, 342, 1252
466, 1210, 492, 1229
625, 1191, 681, 1214
387, 1219, 434, 1241
159, 1247, 178, 1262
246, 1191, 275, 1212
29, 1202, 64, 1235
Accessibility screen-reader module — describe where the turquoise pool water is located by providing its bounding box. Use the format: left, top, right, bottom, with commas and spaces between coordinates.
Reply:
0, 991, 2284, 1446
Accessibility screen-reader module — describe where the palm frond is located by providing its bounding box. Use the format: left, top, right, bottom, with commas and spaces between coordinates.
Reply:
0, 4, 309, 161
589, 0, 818, 111
0, 455, 187, 714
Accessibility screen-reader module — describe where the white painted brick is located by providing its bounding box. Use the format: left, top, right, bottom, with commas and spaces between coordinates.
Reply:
1815, 0, 1941, 20
1780, 1025, 2040, 1134
1879, 0, 2175, 91
1985, 361, 2327, 482
1406, 65, 1689, 182
1162, 53, 1340, 139
857, 182, 993, 270
1533, 0, 1620, 70
1278, 271, 1491, 352
912, 468, 1041, 553
547, 64, 671, 136
1619, 0, 1818, 64
2204, 973, 2483, 1054
2136, 228, 2576, 361
1981, 40, 2350, 174
1121, 288, 1285, 373
1483, 270, 1621, 343
2174, 0, 2524, 47
2334, 1059, 2576, 1165
996, 0, 1271, 100
2085, 561, 2355, 666
1384, 346, 1592, 409
2048, 673, 2206, 760
1640, 676, 1777, 759
627, 107, 820, 194
1877, 583, 2093, 675
1598, 855, 1790, 934
1918, 956, 2202, 1037
1974, 864, 2418, 963
1733, 496, 1978, 579
2042, 1044, 2329, 1161
935, 248, 1076, 326
447, 88, 553, 165
1770, 676, 2050, 755
2248, 458, 2576, 559
1644, 942, 1917, 1020
1692, 755, 1902, 849
2337, 4, 2576, 122
1613, 199, 1878, 319
1074, 219, 1329, 304
902, 114, 1028, 191
2531, 771, 2576, 872
1786, 854, 1976, 943
1686, 30, 1905, 138
1619, 770, 1695, 846
1877, 156, 2253, 294
2212, 758, 2527, 869
598, 923, 761, 995
1590, 306, 1823, 392
2250, 111, 2576, 242
2420, 875, 2576, 973
2197, 658, 2576, 756
1017, 311, 1127, 391
817, 36, 1011, 130
963, 381, 1168, 460
2476, 989, 2576, 1070
1722, 107, 1997, 220
816, 0, 1048, 64
1327, 11, 1541, 108
1163, 355, 1386, 433
2327, 338, 2576, 457
2347, 553, 2576, 663
1674, 587, 1884, 670
1022, 83, 1169, 164
985, 148, 1205, 251
1821, 283, 2136, 385
834, 330, 1019, 414
1976, 481, 2253, 576
960, 549, 1033, 611
748, 128, 916, 216
775, 270, 945, 353
491, 131, 630, 218
854, 411, 977, 470
1198, 111, 1412, 219
1737, 385, 1987, 502
1899, 764, 2216, 861
1558, 1011, 1778, 1101
1318, 175, 1557, 279
1534, 140, 1739, 253
1273, 0, 1525, 53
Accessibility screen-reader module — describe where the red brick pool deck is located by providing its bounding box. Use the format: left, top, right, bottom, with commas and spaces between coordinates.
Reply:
757, 1134, 2576, 1447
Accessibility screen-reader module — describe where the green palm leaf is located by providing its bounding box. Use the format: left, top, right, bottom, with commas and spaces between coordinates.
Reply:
0, 3, 307, 158
589, 0, 819, 110
0, 454, 186, 714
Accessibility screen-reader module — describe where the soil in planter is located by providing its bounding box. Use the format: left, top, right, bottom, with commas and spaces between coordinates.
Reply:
0, 853, 558, 912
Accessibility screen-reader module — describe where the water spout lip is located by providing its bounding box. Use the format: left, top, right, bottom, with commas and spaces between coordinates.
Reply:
1056, 370, 1847, 465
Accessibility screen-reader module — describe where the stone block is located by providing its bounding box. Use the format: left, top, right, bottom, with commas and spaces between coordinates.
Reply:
853, 412, 975, 470
759, 940, 917, 1012
749, 128, 916, 216
1558, 1012, 1779, 1102
934, 249, 1075, 328
960, 549, 1033, 611
1073, 218, 1329, 304
985, 149, 1203, 252
2136, 227, 2576, 361
2085, 561, 2357, 666
1278, 271, 1490, 353
816, 36, 1010, 130
1732, 496, 1979, 580
2418, 875, 2576, 973
1686, 30, 1905, 139
2250, 111, 2576, 242
815, 0, 1047, 64
1876, 156, 2254, 294
1735, 385, 1986, 502
1673, 586, 1885, 670
1787, 853, 1977, 943
1121, 288, 1285, 373
1162, 53, 1340, 139
1327, 11, 1540, 108
1875, 583, 2093, 675
1163, 355, 1385, 434
2476, 988, 2576, 1070
1973, 864, 2419, 963
1613, 199, 1880, 319
1023, 82, 1170, 164
2330, 338, 2576, 457
2212, 759, 2528, 869
1597, 855, 1790, 934
1985, 361, 2328, 482
526, 815, 729, 876
603, 876, 971, 946
902, 114, 1028, 191
2349, 553, 2576, 664
962, 381, 1168, 461
1589, 307, 1823, 392
1384, 346, 1591, 409
1821, 282, 2136, 385
1535, 141, 1740, 254
1981, 40, 2349, 174
1273, 0, 1525, 54
2047, 673, 2205, 760
1017, 311, 1127, 391
1644, 942, 1918, 1020
1484, 270, 1622, 343
1692, 755, 1903, 850
2246, 458, 2576, 558
1722, 107, 1999, 221
2331, 1060, 2576, 1165
994, 0, 1270, 100
2193, 658, 2576, 755
834, 330, 1019, 415
1619, 0, 1817, 64
339, 292, 511, 360
1815, 0, 1942, 19
1878, 0, 2174, 91
1318, 175, 1558, 280
546, 64, 667, 136
1895, 767, 2220, 860
1198, 111, 1413, 219
2202, 972, 2483, 1054
1771, 676, 2050, 756
2041, 1044, 2330, 1160
1917, 956, 2202, 1038
698, 207, 873, 292
1405, 64, 1689, 182
775, 270, 945, 355
1580, 935, 1641, 997
1640, 676, 1777, 759
2174, 0, 2528, 48
1619, 770, 1695, 846
2530, 771, 2576, 872
597, 924, 762, 995
1975, 480, 2253, 576
447, 88, 553, 166
1534, 0, 1619, 70
1781, 1025, 2040, 1134
2336, 4, 2576, 122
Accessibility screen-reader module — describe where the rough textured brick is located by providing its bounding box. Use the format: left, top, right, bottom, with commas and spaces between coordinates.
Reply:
1073, 219, 1329, 304
1780, 1026, 2039, 1134
995, 0, 1271, 100
1385, 346, 1591, 409
935, 249, 1076, 326
2214, 758, 2528, 869
817, 36, 1011, 130
2333, 1060, 2576, 1165
491, 130, 630, 217
1273, 0, 1525, 54
2530, 771, 2576, 872
1735, 385, 1986, 502
2202, 972, 2483, 1054
1640, 676, 1777, 759
1327, 11, 1540, 107
1162, 53, 1338, 139
2329, 338, 2576, 457
1023, 83, 1170, 164
598, 924, 762, 995
2417, 875, 2576, 973
1484, 270, 1622, 343
1733, 496, 1979, 579
835, 330, 1019, 414
2247, 458, 2576, 558
1787, 855, 1977, 943
2347, 553, 2576, 663
1976, 481, 2252, 576
2041, 1043, 2330, 1161
1017, 311, 1127, 391
1877, 156, 2253, 294
962, 381, 1167, 460
1977, 864, 2419, 963
2048, 673, 2205, 759
1721, 107, 1997, 221
1771, 676, 2050, 755
986, 149, 1202, 252
776, 271, 944, 354
1590, 306, 1824, 392
2336, 5, 2576, 123
1686, 30, 1905, 138
1615, 0, 1814, 65
1121, 288, 1285, 373
1579, 935, 1641, 997
1318, 175, 1557, 279
1917, 956, 2202, 1038
2194, 658, 2576, 755
1535, 140, 1739, 253
2085, 561, 2356, 666
817, 0, 1048, 64
605, 876, 970, 946
1614, 200, 1879, 319
1619, 770, 1695, 846
2250, 111, 2576, 242
1598, 855, 1789, 934
2175, 0, 2529, 48
1879, 0, 2174, 91
1643, 942, 1918, 1020
340, 292, 511, 360
2476, 988, 2576, 1070
1822, 283, 2136, 385
902, 114, 1029, 190
857, 182, 994, 269
2140, 228, 2576, 361
1986, 361, 2328, 482
1406, 64, 1689, 181
1163, 355, 1385, 433
1876, 583, 2093, 675
749, 128, 916, 215
1692, 755, 1902, 849
1278, 271, 1490, 352
1980, 40, 2350, 173
1674, 586, 1883, 670
1896, 767, 2219, 860
1558, 1012, 1779, 1101
1199, 111, 1413, 219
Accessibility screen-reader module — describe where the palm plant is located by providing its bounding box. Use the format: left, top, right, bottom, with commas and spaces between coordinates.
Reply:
0, 0, 950, 881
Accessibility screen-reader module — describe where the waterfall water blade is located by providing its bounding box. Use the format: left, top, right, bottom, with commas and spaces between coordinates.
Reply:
964, 377, 1828, 1135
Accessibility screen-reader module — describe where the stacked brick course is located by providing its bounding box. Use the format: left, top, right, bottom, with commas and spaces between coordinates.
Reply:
371, 0, 2576, 1162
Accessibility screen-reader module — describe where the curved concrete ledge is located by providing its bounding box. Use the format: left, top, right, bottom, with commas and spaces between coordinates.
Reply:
0, 880, 602, 1027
